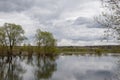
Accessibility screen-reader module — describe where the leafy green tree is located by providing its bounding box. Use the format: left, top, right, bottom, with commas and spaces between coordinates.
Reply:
35, 29, 57, 54
0, 23, 27, 55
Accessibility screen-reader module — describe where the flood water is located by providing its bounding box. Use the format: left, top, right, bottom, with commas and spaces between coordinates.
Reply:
0, 54, 120, 80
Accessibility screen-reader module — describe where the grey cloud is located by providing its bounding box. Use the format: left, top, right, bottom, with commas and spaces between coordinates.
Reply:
0, 0, 34, 12
0, 0, 64, 12
73, 17, 90, 25
0, 0, 100, 26
50, 24, 104, 43
0, 0, 62, 12
0, 0, 98, 14
73, 17, 103, 28
88, 22, 103, 28
71, 37, 102, 41
46, 17, 104, 42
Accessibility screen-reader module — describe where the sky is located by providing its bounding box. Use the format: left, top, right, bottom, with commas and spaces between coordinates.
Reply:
0, 0, 119, 46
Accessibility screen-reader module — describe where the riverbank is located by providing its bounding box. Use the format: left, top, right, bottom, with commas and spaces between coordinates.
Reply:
0, 45, 120, 56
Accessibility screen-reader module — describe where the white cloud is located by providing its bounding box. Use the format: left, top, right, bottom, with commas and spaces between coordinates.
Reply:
58, 39, 119, 46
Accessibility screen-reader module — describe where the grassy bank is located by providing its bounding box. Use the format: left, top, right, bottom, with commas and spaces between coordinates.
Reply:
58, 45, 120, 54
0, 45, 120, 56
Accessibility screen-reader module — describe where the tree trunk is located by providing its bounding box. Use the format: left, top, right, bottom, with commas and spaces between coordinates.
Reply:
9, 46, 13, 56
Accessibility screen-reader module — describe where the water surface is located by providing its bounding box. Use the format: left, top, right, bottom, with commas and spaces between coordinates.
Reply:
0, 54, 120, 80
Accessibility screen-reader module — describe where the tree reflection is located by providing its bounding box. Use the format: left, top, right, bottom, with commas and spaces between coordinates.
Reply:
0, 55, 57, 80
25, 55, 57, 80
35, 56, 57, 80
113, 58, 120, 80
0, 56, 25, 80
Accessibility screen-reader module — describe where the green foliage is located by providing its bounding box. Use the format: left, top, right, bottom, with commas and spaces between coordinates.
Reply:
35, 29, 57, 55
0, 23, 27, 54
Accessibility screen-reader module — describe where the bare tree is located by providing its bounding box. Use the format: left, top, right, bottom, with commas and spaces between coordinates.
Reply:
96, 0, 120, 41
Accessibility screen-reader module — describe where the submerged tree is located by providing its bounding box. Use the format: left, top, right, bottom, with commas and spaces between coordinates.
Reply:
0, 23, 26, 55
96, 0, 120, 41
35, 29, 57, 54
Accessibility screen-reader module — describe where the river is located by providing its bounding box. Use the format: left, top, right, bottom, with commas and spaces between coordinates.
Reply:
0, 53, 120, 80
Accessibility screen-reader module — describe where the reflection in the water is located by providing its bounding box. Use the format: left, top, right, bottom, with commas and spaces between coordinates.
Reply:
0, 56, 57, 80
0, 56, 25, 80
52, 55, 118, 80
35, 56, 57, 80
0, 54, 120, 80
113, 59, 120, 80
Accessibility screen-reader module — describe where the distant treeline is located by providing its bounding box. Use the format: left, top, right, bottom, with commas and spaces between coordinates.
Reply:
0, 45, 120, 56
58, 45, 120, 54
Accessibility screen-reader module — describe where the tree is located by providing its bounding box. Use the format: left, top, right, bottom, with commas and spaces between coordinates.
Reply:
96, 0, 120, 41
35, 29, 57, 54
0, 23, 27, 55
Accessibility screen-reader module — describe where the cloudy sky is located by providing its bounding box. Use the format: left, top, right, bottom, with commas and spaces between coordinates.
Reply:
0, 0, 119, 46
